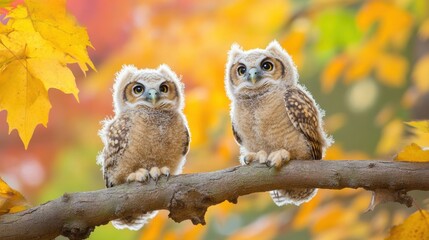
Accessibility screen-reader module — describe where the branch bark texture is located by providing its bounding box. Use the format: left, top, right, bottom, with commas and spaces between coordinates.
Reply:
1, 160, 428, 240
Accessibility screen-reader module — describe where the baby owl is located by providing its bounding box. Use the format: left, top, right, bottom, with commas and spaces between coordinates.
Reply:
97, 64, 190, 230
225, 40, 332, 206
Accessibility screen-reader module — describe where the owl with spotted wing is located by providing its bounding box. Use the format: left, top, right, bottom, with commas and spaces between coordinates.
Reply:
97, 64, 190, 230
225, 40, 332, 206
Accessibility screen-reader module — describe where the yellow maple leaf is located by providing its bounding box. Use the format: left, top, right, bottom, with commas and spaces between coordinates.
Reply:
0, 0, 94, 148
405, 121, 429, 133
386, 210, 429, 240
394, 143, 429, 162
0, 177, 30, 215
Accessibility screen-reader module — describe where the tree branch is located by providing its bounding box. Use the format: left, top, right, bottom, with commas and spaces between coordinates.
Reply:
1, 160, 428, 240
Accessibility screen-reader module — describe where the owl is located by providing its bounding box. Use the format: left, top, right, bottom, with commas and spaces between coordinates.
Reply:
97, 64, 190, 230
225, 40, 332, 206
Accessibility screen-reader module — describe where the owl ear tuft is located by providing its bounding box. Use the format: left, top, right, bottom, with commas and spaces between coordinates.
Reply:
158, 64, 179, 81
228, 43, 243, 62
116, 65, 138, 83
266, 40, 285, 56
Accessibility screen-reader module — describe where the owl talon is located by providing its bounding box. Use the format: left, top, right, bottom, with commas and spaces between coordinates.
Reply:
127, 168, 150, 183
135, 168, 149, 182
160, 166, 170, 176
149, 167, 161, 182
242, 150, 268, 165
267, 149, 290, 169
126, 173, 137, 183
242, 152, 256, 165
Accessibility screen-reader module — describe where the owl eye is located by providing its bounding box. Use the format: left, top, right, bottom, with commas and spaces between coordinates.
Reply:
261, 61, 274, 71
237, 65, 246, 76
132, 84, 145, 95
160, 84, 169, 93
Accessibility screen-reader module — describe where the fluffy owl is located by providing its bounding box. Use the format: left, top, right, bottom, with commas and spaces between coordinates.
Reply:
225, 40, 332, 206
97, 64, 190, 230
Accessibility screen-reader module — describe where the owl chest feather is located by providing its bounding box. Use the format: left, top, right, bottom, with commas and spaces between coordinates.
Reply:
121, 109, 186, 171
234, 90, 311, 159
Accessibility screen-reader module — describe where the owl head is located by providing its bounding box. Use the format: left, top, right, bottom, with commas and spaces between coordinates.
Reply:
225, 40, 298, 100
112, 64, 185, 114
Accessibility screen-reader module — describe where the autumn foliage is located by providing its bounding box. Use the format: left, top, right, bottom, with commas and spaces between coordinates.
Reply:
0, 0, 429, 239
0, 0, 93, 148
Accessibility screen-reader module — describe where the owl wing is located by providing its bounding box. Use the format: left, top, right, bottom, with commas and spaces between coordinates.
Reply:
182, 127, 190, 156
102, 115, 131, 187
231, 123, 242, 145
284, 88, 323, 160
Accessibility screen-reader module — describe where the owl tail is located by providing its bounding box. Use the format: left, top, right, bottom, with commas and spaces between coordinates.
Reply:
111, 211, 158, 230
270, 188, 318, 206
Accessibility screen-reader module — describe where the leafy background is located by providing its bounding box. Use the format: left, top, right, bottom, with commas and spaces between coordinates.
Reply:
1, 0, 429, 239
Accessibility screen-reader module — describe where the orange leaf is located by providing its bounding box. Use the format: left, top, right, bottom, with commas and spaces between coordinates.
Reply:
0, 177, 30, 215
356, 1, 386, 32
344, 42, 379, 82
394, 143, 429, 162
292, 192, 322, 230
321, 55, 348, 93
311, 203, 356, 234
138, 212, 167, 240
357, 1, 412, 47
376, 54, 407, 87
386, 210, 429, 240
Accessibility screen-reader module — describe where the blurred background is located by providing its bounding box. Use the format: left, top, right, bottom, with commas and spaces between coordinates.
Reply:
1, 0, 429, 239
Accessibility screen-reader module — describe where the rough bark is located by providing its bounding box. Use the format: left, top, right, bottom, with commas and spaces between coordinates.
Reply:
1, 160, 428, 240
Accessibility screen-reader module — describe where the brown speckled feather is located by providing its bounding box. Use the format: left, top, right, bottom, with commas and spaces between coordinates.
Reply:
102, 115, 131, 187
284, 88, 323, 160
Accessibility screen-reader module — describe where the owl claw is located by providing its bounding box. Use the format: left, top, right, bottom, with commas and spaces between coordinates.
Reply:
242, 152, 256, 165
127, 168, 150, 183
242, 150, 267, 165
150, 167, 161, 182
136, 168, 149, 182
267, 149, 290, 169
160, 166, 170, 181
148, 166, 171, 183
126, 172, 137, 183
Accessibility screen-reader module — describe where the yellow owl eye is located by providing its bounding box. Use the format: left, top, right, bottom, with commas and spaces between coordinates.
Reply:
237, 66, 246, 76
160, 84, 169, 93
132, 84, 144, 95
261, 61, 274, 71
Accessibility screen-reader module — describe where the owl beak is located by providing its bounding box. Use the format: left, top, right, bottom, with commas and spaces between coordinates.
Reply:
248, 68, 260, 84
145, 89, 160, 105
